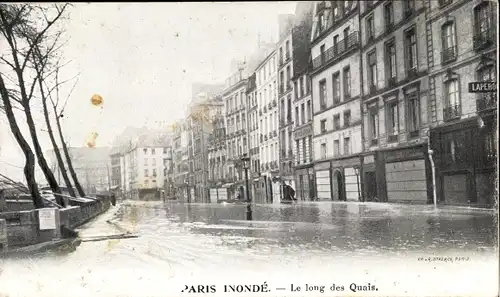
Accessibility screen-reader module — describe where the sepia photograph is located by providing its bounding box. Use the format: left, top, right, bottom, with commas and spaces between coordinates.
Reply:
0, 1, 498, 296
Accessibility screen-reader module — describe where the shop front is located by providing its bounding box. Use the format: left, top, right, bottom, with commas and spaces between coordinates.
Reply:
294, 166, 315, 201
314, 161, 332, 201
361, 153, 379, 202
381, 144, 432, 204
430, 116, 496, 206
330, 156, 362, 202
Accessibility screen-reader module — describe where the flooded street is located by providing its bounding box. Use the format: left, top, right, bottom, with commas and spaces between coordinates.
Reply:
0, 201, 498, 297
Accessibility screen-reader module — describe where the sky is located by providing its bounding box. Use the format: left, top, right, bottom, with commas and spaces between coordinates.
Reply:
0, 2, 297, 182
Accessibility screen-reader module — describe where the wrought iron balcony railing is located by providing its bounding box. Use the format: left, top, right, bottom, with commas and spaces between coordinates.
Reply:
441, 45, 457, 64
312, 31, 359, 70
443, 104, 461, 121
477, 93, 497, 112
473, 29, 495, 51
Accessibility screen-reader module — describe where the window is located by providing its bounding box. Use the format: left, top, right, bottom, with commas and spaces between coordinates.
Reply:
301, 103, 305, 125
300, 77, 304, 97
386, 100, 399, 140
321, 143, 327, 159
319, 12, 325, 32
319, 80, 327, 108
333, 114, 341, 130
285, 40, 290, 59
368, 105, 379, 142
144, 158, 148, 166
163, 158, 168, 166
279, 47, 283, 63
151, 148, 155, 155
333, 35, 339, 54
343, 26, 350, 49
441, 22, 456, 63
144, 169, 149, 177
405, 28, 418, 72
308, 136, 312, 162
444, 79, 460, 120
296, 140, 300, 164
143, 148, 147, 154
368, 50, 377, 89
407, 91, 420, 134
163, 147, 168, 154
404, 0, 415, 15
163, 168, 167, 176
343, 110, 351, 127
385, 40, 397, 81
295, 106, 300, 126
306, 100, 311, 122
320, 119, 327, 133
473, 1, 495, 50
344, 137, 350, 155
366, 15, 375, 41
152, 169, 157, 177
334, 140, 340, 156
343, 67, 351, 98
302, 138, 307, 163
384, 1, 394, 29
332, 73, 340, 103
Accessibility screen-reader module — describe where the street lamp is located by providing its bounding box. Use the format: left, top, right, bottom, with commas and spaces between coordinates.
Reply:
354, 167, 361, 202
241, 153, 252, 220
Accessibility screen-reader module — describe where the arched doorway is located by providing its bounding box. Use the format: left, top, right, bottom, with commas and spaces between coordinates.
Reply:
332, 169, 345, 201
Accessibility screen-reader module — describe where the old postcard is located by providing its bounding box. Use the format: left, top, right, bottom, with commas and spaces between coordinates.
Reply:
0, 1, 498, 297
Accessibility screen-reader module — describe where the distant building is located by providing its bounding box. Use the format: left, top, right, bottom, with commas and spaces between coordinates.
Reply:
46, 147, 111, 195
110, 128, 173, 200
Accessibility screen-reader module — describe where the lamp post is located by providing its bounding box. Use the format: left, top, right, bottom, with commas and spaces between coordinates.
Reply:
354, 167, 361, 202
241, 153, 252, 220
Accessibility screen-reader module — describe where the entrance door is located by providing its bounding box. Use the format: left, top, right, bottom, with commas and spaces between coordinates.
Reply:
365, 171, 378, 201
332, 170, 345, 201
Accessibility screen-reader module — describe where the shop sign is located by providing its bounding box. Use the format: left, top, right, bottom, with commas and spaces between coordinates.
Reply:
294, 123, 313, 139
385, 147, 424, 162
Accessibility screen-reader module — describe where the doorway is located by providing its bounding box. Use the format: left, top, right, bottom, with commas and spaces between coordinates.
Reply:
332, 170, 345, 201
364, 171, 378, 202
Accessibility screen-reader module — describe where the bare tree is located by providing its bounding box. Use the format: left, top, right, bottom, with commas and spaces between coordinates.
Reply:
48, 67, 86, 198
32, 46, 77, 199
0, 3, 69, 207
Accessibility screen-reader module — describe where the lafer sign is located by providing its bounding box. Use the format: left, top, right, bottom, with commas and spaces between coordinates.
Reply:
468, 82, 497, 93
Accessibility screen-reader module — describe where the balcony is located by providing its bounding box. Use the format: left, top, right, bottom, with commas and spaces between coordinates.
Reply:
370, 138, 378, 146
385, 21, 394, 33
443, 104, 461, 121
473, 29, 495, 51
477, 93, 497, 113
312, 31, 359, 70
441, 46, 457, 64
439, 0, 452, 7
387, 77, 397, 88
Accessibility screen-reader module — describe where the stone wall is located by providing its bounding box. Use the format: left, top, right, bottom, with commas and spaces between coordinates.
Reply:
0, 195, 111, 248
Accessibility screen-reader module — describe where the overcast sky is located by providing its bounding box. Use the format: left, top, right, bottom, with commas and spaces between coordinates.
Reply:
0, 2, 297, 182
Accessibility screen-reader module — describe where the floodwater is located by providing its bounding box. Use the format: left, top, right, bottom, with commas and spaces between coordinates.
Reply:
0, 201, 498, 297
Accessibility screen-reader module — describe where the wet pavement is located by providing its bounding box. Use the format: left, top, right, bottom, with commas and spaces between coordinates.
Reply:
0, 201, 497, 297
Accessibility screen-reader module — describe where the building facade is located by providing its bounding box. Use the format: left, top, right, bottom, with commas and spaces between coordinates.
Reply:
427, 0, 497, 206
277, 21, 296, 195
223, 68, 250, 199
246, 73, 263, 202
256, 50, 280, 203
310, 1, 363, 201
172, 120, 191, 202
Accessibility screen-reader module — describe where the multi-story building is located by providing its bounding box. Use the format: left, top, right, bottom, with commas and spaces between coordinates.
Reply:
310, 1, 363, 201
190, 88, 225, 203
359, 0, 431, 203
208, 102, 228, 186
172, 119, 191, 202
246, 73, 263, 202
112, 128, 172, 200
109, 148, 121, 193
277, 14, 296, 194
290, 2, 315, 201
427, 0, 497, 206
256, 49, 279, 203
223, 66, 250, 199
47, 147, 111, 195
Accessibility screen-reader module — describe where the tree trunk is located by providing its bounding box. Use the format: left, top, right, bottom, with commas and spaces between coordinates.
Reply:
23, 106, 65, 206
40, 85, 76, 198
0, 74, 44, 208
54, 110, 86, 197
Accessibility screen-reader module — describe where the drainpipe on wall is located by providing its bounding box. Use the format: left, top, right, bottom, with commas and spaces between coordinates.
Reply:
427, 131, 438, 207
357, 1, 366, 202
